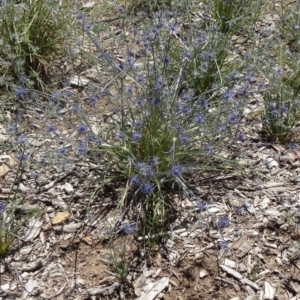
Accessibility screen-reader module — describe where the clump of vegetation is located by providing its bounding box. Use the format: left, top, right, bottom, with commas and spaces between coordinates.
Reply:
70, 3, 253, 245
109, 246, 129, 283
0, 0, 74, 88
0, 154, 41, 258
261, 57, 300, 143
207, 0, 262, 34
276, 0, 300, 52
0, 0, 300, 262
125, 0, 172, 12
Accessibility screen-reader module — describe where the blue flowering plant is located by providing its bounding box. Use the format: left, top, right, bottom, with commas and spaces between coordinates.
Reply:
0, 0, 259, 253
261, 57, 300, 143
167, 2, 261, 100
275, 0, 300, 52
178, 26, 232, 97
162, 0, 262, 100
79, 7, 248, 243
0, 0, 74, 87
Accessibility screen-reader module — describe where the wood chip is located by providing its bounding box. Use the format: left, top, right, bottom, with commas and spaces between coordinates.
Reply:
263, 156, 278, 169
240, 278, 260, 291
60, 182, 74, 193
53, 222, 81, 233
25, 278, 38, 293
244, 199, 256, 215
291, 226, 300, 241
0, 264, 5, 274
134, 268, 149, 297
224, 259, 236, 268
264, 281, 275, 299
24, 219, 43, 241
0, 154, 15, 166
70, 75, 89, 87
264, 242, 277, 249
19, 245, 33, 255
237, 241, 252, 258
220, 265, 243, 280
22, 260, 44, 272
138, 277, 169, 300
0, 284, 9, 292
87, 282, 120, 296
0, 163, 10, 177
263, 209, 281, 217
215, 277, 240, 292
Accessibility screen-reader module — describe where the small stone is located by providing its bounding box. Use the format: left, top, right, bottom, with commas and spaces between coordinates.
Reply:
199, 270, 208, 278
52, 211, 71, 225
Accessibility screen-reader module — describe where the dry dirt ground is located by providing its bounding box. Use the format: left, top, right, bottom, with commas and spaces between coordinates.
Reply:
1, 0, 300, 299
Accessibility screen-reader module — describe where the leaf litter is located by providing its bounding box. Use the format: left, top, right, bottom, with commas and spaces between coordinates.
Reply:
1, 1, 300, 300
